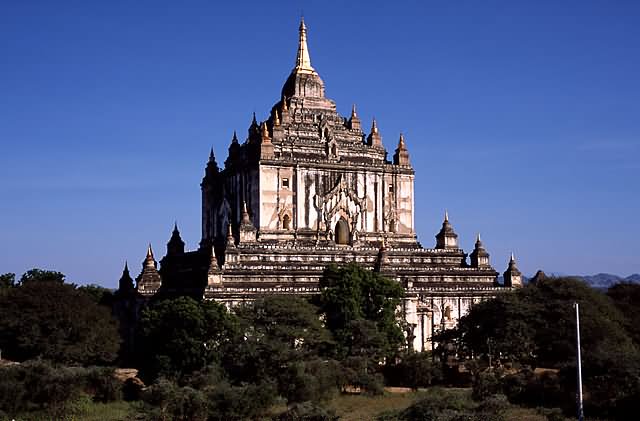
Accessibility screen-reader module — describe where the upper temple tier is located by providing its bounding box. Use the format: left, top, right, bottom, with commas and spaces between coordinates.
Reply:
203, 19, 415, 249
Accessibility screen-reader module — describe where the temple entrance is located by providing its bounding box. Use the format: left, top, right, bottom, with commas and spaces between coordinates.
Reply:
282, 214, 291, 230
335, 218, 349, 245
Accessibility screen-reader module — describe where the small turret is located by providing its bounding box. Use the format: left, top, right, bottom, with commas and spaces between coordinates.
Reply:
167, 222, 185, 255
469, 233, 490, 268
248, 112, 260, 143
393, 133, 410, 166
503, 253, 523, 288
117, 261, 135, 295
260, 121, 275, 159
136, 244, 162, 295
239, 201, 257, 243
366, 118, 383, 147
435, 210, 459, 249
226, 221, 235, 248
348, 104, 361, 131
225, 131, 240, 168
207, 246, 223, 286
205, 147, 219, 176
280, 96, 291, 124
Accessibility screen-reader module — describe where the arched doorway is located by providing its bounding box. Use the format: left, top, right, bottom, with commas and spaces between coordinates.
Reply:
335, 218, 349, 245
282, 214, 291, 230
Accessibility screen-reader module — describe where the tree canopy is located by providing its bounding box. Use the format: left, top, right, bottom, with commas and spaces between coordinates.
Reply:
136, 296, 237, 382
320, 263, 405, 360
441, 276, 640, 418
0, 269, 120, 365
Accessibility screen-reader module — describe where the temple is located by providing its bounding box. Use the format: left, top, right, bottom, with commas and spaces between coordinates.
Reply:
118, 19, 522, 351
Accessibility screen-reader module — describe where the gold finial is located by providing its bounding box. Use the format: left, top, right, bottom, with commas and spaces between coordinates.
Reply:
261, 121, 270, 141
146, 243, 154, 259
281, 96, 288, 111
510, 252, 515, 262
351, 104, 357, 118
476, 233, 481, 243
294, 18, 314, 73
371, 118, 378, 133
398, 133, 406, 148
444, 210, 449, 222
273, 109, 280, 126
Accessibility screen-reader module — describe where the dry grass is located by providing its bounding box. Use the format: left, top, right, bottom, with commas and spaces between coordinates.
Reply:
327, 391, 424, 421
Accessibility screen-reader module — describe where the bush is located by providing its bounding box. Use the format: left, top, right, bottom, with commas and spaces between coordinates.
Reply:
276, 401, 339, 421
471, 371, 501, 401
86, 367, 122, 402
384, 352, 441, 389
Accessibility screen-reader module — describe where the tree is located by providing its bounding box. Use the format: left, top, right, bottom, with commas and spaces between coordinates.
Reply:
607, 282, 640, 346
136, 296, 237, 382
443, 276, 640, 417
226, 296, 339, 404
0, 274, 120, 365
78, 283, 114, 306
0, 273, 15, 289
320, 263, 405, 359
19, 268, 65, 284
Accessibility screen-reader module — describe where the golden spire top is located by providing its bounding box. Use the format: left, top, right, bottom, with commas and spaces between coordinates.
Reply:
371, 118, 378, 133
444, 209, 449, 222
261, 121, 271, 141
510, 252, 516, 262
476, 232, 481, 243
146, 243, 154, 259
294, 18, 315, 73
398, 133, 406, 148
351, 104, 358, 118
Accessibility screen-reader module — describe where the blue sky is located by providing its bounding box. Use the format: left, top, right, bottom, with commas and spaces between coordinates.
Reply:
1, 1, 639, 287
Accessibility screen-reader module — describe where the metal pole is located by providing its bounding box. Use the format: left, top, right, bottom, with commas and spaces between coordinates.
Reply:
575, 302, 584, 421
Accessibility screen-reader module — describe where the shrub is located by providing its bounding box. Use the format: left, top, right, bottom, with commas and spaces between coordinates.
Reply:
472, 371, 501, 401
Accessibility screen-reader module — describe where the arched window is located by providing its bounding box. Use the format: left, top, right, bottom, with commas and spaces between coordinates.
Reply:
282, 214, 291, 230
444, 306, 452, 320
335, 218, 349, 245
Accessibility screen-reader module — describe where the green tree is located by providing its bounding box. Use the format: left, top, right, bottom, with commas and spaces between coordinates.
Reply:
0, 272, 15, 289
19, 268, 65, 284
78, 283, 114, 306
226, 296, 339, 404
443, 276, 640, 417
607, 282, 640, 346
320, 263, 405, 359
136, 296, 237, 382
0, 275, 120, 364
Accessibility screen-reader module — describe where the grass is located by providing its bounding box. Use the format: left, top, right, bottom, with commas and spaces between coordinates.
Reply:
4, 400, 141, 421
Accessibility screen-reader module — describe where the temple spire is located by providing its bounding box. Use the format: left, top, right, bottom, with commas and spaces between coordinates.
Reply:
294, 18, 315, 73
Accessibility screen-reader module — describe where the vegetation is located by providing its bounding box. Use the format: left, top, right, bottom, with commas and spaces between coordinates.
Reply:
2, 266, 640, 420
439, 275, 640, 419
0, 269, 120, 365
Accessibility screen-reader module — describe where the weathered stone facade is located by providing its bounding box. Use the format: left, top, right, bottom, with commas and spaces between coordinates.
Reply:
119, 20, 523, 352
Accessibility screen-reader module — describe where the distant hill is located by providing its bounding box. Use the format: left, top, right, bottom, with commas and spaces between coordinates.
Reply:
578, 273, 640, 289
496, 273, 640, 289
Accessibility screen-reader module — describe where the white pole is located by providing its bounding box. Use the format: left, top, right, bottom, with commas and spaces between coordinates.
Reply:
575, 302, 584, 421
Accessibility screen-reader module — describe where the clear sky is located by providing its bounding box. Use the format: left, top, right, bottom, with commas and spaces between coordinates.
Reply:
1, 1, 639, 287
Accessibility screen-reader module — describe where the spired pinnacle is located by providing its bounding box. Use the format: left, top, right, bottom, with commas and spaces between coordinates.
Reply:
444, 209, 449, 222
398, 133, 406, 149
294, 17, 315, 73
